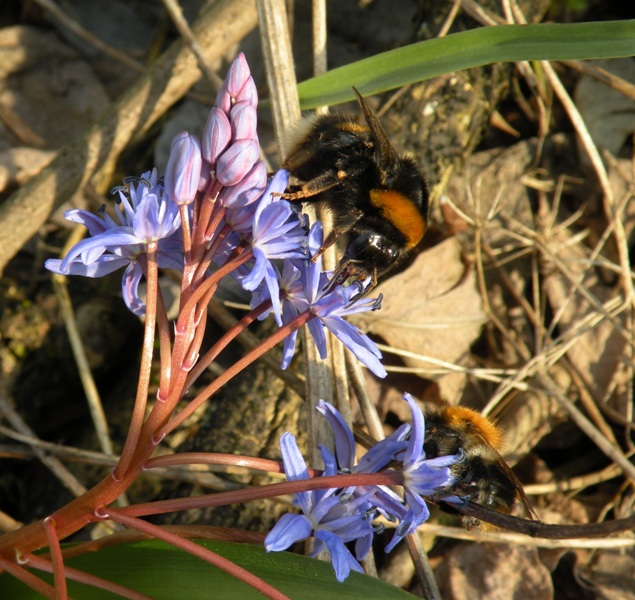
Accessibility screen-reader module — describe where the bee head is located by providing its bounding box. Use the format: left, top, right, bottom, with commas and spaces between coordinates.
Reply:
331, 232, 401, 288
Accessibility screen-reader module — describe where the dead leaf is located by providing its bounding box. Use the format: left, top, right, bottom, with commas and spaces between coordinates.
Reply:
582, 550, 635, 600
541, 224, 628, 411
574, 58, 635, 166
351, 237, 486, 400
440, 139, 537, 249
436, 542, 553, 600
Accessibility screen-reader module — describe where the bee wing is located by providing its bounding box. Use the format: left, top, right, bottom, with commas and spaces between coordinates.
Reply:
352, 87, 398, 171
487, 440, 538, 520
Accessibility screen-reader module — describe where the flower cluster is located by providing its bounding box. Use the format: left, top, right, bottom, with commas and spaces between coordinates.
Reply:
265, 393, 460, 581
45, 170, 183, 315
41, 52, 460, 591
45, 53, 385, 376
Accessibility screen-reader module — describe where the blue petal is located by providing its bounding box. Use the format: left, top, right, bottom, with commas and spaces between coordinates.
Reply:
316, 401, 355, 471
280, 330, 299, 370
306, 319, 327, 359
356, 427, 409, 474
318, 444, 338, 477
265, 513, 312, 552
45, 255, 130, 278
355, 533, 373, 561
324, 317, 386, 378
402, 393, 425, 466
121, 262, 146, 316
64, 209, 109, 236
280, 433, 309, 482
315, 530, 364, 582
241, 249, 267, 291
279, 433, 312, 514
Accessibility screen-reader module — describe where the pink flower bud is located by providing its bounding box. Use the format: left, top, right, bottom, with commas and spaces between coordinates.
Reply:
218, 160, 267, 208
202, 107, 231, 164
216, 139, 259, 186
230, 101, 258, 141
164, 132, 202, 205
216, 52, 258, 113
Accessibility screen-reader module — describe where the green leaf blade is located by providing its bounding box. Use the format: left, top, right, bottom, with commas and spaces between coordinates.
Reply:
297, 20, 635, 108
0, 541, 417, 599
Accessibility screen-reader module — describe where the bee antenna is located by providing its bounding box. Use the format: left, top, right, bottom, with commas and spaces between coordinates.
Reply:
351, 87, 398, 171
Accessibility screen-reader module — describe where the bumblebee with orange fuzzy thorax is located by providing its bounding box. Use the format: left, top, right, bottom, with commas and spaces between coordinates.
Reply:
424, 406, 537, 529
279, 88, 429, 290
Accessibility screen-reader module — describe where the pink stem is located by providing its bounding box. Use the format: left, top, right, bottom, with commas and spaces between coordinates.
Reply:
117, 472, 401, 518
160, 309, 313, 436
115, 244, 159, 478
0, 556, 56, 599
145, 452, 322, 479
184, 300, 272, 390
180, 204, 192, 256
42, 517, 66, 600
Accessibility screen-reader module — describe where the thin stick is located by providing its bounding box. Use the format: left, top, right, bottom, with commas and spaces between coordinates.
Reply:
161, 0, 223, 91
32, 0, 144, 72
51, 230, 114, 458
0, 397, 86, 497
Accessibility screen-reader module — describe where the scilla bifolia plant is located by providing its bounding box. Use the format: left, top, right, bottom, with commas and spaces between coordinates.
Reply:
0, 54, 460, 599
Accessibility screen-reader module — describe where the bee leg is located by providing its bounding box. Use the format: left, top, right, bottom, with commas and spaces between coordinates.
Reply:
326, 259, 376, 297
310, 211, 365, 263
274, 171, 343, 202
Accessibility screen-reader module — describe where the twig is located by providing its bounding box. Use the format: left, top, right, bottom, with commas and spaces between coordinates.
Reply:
161, 0, 223, 91
32, 0, 145, 72
0, 397, 86, 497
416, 522, 634, 549
51, 229, 115, 459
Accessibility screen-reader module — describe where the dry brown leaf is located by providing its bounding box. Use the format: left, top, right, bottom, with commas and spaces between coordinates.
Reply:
436, 542, 553, 600
541, 225, 627, 410
583, 550, 635, 600
440, 139, 537, 248
351, 237, 486, 400
574, 58, 635, 166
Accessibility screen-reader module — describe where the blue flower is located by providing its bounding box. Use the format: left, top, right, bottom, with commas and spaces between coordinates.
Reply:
265, 432, 376, 582
289, 222, 387, 378
384, 393, 460, 552
45, 170, 182, 315
315, 400, 409, 475
241, 171, 306, 323
267, 397, 462, 579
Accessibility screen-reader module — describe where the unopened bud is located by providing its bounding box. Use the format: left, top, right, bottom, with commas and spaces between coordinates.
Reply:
216, 52, 258, 112
202, 107, 231, 164
216, 139, 259, 186
164, 132, 202, 205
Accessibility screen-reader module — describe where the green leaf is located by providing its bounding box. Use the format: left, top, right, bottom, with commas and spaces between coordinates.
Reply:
0, 540, 416, 599
297, 20, 635, 108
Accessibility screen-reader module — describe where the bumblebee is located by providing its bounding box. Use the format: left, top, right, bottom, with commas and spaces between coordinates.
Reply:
280, 88, 429, 289
424, 406, 536, 528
